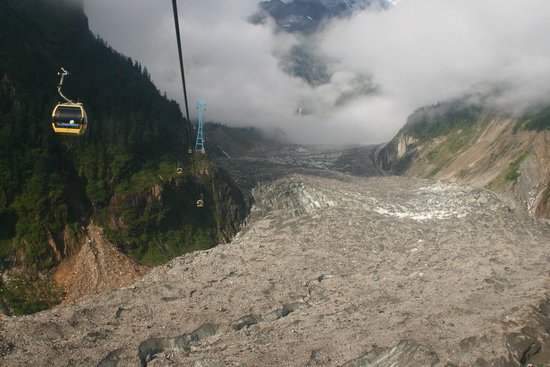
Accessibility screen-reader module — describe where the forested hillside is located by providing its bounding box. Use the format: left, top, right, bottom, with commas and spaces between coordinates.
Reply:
0, 0, 247, 315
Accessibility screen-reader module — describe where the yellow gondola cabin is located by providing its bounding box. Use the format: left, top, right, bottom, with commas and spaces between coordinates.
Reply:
51, 102, 88, 135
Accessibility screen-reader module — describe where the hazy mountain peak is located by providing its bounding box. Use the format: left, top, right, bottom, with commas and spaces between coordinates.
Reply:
251, 0, 391, 34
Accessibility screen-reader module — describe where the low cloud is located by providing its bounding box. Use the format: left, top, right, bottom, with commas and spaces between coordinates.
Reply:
84, 0, 550, 144
321, 0, 550, 120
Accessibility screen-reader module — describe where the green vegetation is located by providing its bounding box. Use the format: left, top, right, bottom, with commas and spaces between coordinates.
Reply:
515, 106, 550, 131
505, 167, 520, 182
426, 150, 438, 162
104, 156, 221, 266
0, 273, 62, 315
425, 123, 482, 178
504, 149, 531, 182
0, 0, 245, 314
403, 99, 483, 140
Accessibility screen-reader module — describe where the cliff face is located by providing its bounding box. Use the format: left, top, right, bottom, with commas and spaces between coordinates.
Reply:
379, 114, 550, 220
51, 161, 248, 304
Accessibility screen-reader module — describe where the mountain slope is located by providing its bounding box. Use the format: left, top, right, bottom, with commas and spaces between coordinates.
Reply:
0, 0, 247, 315
378, 100, 550, 220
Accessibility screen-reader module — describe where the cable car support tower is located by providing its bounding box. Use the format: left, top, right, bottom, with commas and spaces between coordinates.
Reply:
195, 100, 206, 153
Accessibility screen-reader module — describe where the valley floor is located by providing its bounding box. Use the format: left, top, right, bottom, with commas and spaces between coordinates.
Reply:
1, 168, 550, 366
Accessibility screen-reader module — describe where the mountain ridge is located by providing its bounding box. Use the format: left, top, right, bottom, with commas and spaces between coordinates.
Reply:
378, 101, 550, 220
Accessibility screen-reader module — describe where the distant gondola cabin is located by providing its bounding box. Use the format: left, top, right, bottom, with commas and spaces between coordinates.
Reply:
51, 103, 88, 135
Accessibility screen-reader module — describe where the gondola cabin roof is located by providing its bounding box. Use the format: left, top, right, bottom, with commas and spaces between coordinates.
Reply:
51, 103, 88, 135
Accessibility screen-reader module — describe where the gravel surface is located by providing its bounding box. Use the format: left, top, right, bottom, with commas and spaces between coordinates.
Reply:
1, 172, 550, 366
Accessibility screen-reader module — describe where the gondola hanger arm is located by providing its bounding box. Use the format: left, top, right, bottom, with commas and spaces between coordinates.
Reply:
57, 67, 74, 104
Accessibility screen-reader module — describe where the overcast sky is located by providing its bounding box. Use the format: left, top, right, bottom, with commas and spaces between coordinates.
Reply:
83, 0, 550, 144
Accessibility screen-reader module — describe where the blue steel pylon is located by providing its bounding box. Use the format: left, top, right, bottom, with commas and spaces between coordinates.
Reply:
195, 100, 206, 153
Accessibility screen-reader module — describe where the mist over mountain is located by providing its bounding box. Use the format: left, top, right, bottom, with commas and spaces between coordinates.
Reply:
82, 0, 550, 144
249, 0, 391, 34
249, 0, 385, 122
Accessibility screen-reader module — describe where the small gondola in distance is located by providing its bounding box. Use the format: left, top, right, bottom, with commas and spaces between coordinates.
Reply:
51, 102, 88, 135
